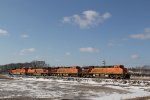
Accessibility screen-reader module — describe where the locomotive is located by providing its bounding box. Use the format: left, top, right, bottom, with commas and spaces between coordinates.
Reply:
9, 65, 130, 79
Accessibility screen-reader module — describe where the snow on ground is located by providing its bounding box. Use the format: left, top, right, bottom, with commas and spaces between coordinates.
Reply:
0, 76, 149, 100
97, 85, 150, 100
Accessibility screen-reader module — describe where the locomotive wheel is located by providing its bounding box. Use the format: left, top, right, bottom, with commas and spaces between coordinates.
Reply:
115, 75, 121, 79
109, 74, 114, 79
125, 74, 130, 79
120, 75, 124, 79
119, 75, 123, 79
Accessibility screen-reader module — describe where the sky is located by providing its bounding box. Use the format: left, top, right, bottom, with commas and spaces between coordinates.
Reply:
0, 0, 150, 67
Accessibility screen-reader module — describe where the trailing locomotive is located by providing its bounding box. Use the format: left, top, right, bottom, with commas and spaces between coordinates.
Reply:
9, 65, 130, 79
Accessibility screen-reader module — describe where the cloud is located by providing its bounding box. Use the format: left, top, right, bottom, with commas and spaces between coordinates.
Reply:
33, 56, 44, 61
144, 28, 150, 33
19, 48, 36, 55
0, 29, 8, 36
108, 39, 125, 47
62, 10, 111, 29
131, 54, 140, 59
130, 28, 150, 40
108, 42, 115, 47
65, 52, 71, 56
108, 40, 117, 47
21, 34, 29, 38
79, 47, 99, 53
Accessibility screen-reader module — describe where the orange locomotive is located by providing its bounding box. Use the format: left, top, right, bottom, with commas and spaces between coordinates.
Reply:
9, 65, 130, 79
55, 66, 81, 77
82, 65, 130, 79
9, 68, 28, 75
9, 68, 48, 76
26, 68, 48, 76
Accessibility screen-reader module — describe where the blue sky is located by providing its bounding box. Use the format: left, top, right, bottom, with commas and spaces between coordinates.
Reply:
0, 0, 150, 67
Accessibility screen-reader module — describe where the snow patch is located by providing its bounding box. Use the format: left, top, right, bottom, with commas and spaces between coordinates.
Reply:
0, 76, 149, 99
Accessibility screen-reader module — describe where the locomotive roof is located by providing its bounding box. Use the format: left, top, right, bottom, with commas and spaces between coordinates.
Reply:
82, 66, 114, 68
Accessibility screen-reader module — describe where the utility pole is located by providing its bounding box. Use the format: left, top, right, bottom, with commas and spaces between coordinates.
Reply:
102, 59, 106, 66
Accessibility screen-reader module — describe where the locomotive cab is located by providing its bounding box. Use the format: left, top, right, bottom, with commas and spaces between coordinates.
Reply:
114, 65, 124, 68
114, 65, 130, 79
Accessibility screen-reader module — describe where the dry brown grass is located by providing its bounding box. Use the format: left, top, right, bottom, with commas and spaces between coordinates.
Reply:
131, 76, 150, 81
0, 74, 13, 79
125, 96, 150, 100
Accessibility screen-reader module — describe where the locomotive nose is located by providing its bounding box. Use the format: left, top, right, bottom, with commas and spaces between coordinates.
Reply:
123, 68, 128, 73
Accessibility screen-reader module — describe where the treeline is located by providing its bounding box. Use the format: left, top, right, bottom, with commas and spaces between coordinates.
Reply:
128, 65, 150, 76
0, 61, 48, 73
